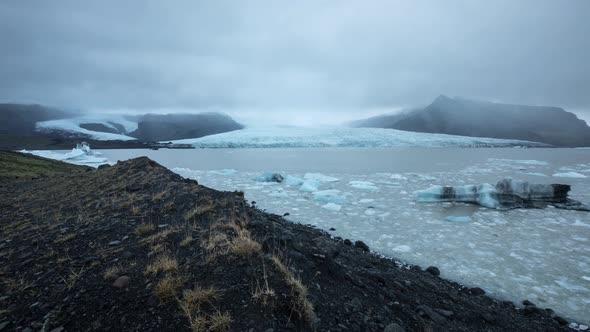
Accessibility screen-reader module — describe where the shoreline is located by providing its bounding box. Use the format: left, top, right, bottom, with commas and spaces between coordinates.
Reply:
0, 152, 583, 331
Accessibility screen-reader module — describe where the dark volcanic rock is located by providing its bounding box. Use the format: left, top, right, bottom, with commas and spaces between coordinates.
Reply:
354, 240, 370, 252
426, 266, 440, 276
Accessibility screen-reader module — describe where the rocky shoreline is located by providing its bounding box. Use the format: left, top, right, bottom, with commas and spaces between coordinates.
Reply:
0, 152, 579, 331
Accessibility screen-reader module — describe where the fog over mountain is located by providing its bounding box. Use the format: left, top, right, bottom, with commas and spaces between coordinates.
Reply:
1, 1, 589, 124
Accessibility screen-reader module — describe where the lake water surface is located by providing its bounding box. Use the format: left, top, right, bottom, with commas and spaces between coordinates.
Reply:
96, 147, 590, 322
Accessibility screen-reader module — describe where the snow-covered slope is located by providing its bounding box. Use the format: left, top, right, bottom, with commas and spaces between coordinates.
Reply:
170, 126, 547, 148
36, 116, 137, 141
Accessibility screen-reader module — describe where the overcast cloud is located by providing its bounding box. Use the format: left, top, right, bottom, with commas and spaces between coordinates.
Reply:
1, 0, 589, 124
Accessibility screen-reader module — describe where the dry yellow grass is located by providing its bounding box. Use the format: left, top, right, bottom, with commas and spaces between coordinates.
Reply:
54, 233, 76, 244
180, 286, 221, 316
134, 223, 156, 236
180, 234, 193, 247
155, 276, 184, 301
184, 202, 216, 220
230, 230, 262, 257
141, 227, 178, 245
187, 314, 208, 332
103, 264, 123, 280
209, 311, 232, 331
271, 255, 314, 322
145, 253, 178, 275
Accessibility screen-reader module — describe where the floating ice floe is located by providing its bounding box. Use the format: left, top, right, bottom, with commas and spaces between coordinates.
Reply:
445, 216, 472, 223
304, 172, 339, 182
299, 179, 321, 192
415, 178, 590, 211
321, 202, 342, 212
313, 189, 346, 204
553, 172, 587, 179
285, 175, 304, 186
207, 169, 238, 175
349, 180, 380, 190
20, 142, 109, 167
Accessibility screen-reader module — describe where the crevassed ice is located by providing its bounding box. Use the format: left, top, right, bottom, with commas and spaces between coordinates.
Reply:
170, 126, 545, 148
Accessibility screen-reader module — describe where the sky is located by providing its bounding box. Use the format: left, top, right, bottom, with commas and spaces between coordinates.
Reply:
1, 0, 589, 125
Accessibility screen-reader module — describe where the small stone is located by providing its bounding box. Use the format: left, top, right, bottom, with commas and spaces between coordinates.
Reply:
349, 298, 363, 312
283, 212, 290, 216
415, 305, 446, 324
158, 224, 168, 228
522, 299, 534, 306
329, 227, 336, 231
343, 239, 352, 246
523, 305, 543, 315
122, 236, 129, 240
108, 240, 121, 246
384, 323, 405, 332
579, 324, 589, 331
425, 266, 440, 276
553, 315, 568, 325
435, 308, 454, 317
264, 329, 274, 332
23, 328, 33, 332
354, 240, 370, 252
49, 327, 64, 332
469, 287, 485, 295
112, 276, 130, 289
0, 322, 10, 331
146, 294, 159, 307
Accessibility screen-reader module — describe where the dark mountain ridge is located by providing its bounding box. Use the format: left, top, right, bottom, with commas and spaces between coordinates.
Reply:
352, 96, 590, 147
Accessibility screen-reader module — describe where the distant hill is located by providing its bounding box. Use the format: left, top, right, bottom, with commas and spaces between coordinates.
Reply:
0, 103, 244, 149
128, 113, 244, 141
0, 103, 72, 135
351, 96, 590, 147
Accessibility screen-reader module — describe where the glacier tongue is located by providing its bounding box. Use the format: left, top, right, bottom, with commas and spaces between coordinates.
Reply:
169, 126, 546, 148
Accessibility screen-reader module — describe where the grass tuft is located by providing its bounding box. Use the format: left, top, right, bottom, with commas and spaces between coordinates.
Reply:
145, 253, 178, 275
134, 223, 156, 236
271, 255, 315, 323
155, 276, 184, 301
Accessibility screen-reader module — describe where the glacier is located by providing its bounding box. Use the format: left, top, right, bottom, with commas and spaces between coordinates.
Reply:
36, 116, 137, 141
170, 126, 547, 148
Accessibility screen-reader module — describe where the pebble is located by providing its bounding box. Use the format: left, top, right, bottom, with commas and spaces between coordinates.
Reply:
49, 327, 64, 332
580, 325, 589, 331
384, 323, 405, 332
354, 240, 370, 252
469, 287, 485, 295
112, 276, 130, 288
158, 224, 168, 228
108, 240, 121, 246
425, 266, 440, 276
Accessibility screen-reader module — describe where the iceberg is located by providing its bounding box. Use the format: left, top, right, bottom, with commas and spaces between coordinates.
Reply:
299, 179, 321, 192
321, 202, 342, 212
285, 175, 304, 186
169, 126, 545, 148
21, 142, 109, 167
312, 189, 346, 205
415, 178, 589, 211
254, 172, 284, 183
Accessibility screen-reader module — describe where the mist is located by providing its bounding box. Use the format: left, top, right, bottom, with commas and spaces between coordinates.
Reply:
1, 0, 589, 125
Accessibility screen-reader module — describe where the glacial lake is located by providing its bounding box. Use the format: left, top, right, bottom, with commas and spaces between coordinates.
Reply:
77, 148, 590, 322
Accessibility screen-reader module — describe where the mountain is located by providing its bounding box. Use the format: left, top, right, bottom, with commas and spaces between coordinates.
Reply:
0, 103, 73, 135
128, 113, 244, 141
351, 96, 590, 147
0, 103, 244, 149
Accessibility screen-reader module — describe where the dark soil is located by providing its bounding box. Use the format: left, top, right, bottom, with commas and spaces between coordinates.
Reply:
0, 153, 573, 331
